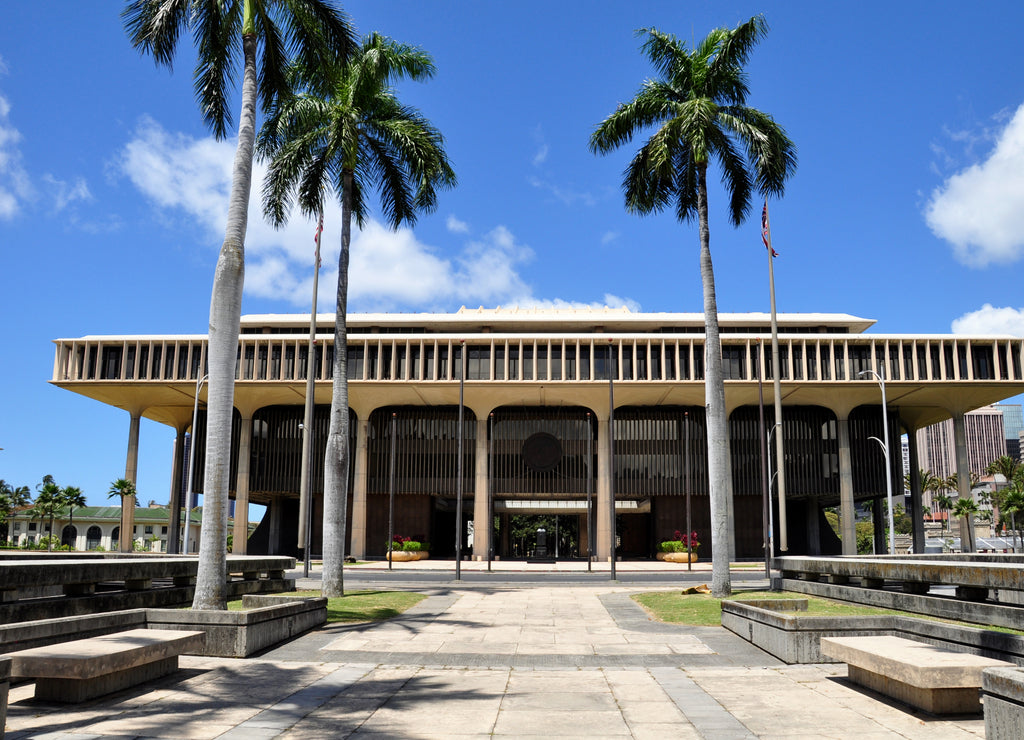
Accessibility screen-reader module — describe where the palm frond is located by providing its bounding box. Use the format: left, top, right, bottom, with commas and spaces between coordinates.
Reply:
637, 28, 690, 86
122, 0, 192, 68
193, 0, 240, 138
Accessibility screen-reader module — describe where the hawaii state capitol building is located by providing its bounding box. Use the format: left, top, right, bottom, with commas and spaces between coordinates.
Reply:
50, 307, 1024, 561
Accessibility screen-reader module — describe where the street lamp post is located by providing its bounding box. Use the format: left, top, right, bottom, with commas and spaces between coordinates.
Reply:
859, 369, 895, 555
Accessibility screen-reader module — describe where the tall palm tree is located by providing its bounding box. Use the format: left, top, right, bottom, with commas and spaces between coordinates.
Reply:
123, 0, 354, 609
259, 33, 456, 596
62, 486, 87, 549
108, 478, 138, 552
590, 16, 796, 596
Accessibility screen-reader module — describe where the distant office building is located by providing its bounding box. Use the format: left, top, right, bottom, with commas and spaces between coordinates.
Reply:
917, 404, 1007, 482
996, 403, 1023, 462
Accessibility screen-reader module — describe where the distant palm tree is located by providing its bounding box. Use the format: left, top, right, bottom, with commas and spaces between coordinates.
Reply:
1001, 486, 1024, 552
590, 16, 796, 596
123, 0, 354, 609
32, 480, 64, 552
108, 478, 138, 552
933, 492, 954, 534
259, 33, 455, 596
62, 486, 87, 549
952, 496, 979, 553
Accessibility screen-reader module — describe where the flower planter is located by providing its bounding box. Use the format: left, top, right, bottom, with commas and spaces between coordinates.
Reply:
657, 551, 698, 563
386, 550, 429, 562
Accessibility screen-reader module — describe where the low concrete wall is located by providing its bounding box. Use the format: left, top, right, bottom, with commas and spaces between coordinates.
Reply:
0, 609, 148, 652
721, 601, 894, 664
983, 666, 1024, 740
775, 576, 1024, 631
0, 656, 9, 740
0, 597, 325, 661
723, 599, 1024, 665
147, 597, 327, 658
0, 576, 294, 623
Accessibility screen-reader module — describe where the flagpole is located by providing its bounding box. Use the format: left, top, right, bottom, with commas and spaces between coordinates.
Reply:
763, 201, 788, 552
298, 212, 323, 576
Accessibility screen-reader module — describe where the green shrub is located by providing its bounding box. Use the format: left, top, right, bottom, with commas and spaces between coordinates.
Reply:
658, 541, 687, 553
402, 540, 422, 551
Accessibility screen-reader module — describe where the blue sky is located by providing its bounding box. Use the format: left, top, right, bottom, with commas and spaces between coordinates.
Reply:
3, 2, 1024, 507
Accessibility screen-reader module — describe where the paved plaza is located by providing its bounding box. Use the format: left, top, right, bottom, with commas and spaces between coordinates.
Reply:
4, 562, 987, 739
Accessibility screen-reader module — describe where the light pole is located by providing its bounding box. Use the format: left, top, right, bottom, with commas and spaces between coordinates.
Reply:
455, 340, 465, 581
767, 423, 780, 566
183, 373, 208, 556
859, 369, 895, 555
388, 412, 397, 571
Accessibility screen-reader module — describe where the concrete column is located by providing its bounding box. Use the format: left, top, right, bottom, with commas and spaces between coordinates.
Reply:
596, 415, 612, 560
872, 498, 886, 554
167, 426, 186, 554
906, 432, 925, 553
473, 417, 490, 560
837, 415, 857, 555
122, 411, 141, 553
952, 411, 976, 552
269, 496, 282, 555
232, 415, 253, 555
350, 418, 370, 559
807, 501, 821, 556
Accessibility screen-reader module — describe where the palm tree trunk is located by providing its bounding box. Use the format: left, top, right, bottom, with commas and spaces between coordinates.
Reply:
192, 31, 257, 611
696, 161, 732, 597
322, 169, 353, 597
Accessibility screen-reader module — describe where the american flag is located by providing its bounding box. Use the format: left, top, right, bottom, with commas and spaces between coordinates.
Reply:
762, 201, 778, 257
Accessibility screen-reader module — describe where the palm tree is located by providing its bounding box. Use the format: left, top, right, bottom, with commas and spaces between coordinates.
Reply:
108, 478, 138, 552
952, 496, 979, 553
1000, 486, 1024, 552
933, 492, 954, 534
32, 481, 64, 552
259, 33, 456, 596
62, 486, 87, 549
123, 0, 354, 609
0, 480, 31, 544
589, 17, 796, 596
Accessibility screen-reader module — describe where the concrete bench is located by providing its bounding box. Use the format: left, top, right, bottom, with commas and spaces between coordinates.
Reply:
821, 635, 1012, 714
4, 628, 204, 703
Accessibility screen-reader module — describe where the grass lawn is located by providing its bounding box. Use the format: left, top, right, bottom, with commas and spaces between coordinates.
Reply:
635, 590, 934, 627
632, 590, 1024, 634
228, 590, 426, 623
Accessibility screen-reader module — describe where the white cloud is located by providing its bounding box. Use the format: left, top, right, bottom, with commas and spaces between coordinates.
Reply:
527, 175, 597, 207
531, 124, 548, 167
601, 231, 619, 246
952, 304, 1024, 336
446, 214, 469, 233
119, 119, 638, 312
925, 103, 1024, 267
0, 91, 33, 219
43, 174, 92, 212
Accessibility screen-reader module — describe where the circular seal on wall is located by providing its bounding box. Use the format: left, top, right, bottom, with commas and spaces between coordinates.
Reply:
522, 432, 562, 473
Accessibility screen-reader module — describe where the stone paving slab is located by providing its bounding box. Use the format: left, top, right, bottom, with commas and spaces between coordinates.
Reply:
2, 583, 991, 739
